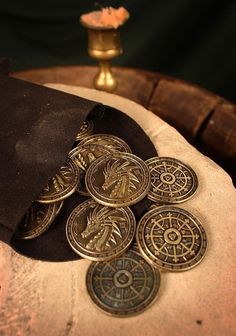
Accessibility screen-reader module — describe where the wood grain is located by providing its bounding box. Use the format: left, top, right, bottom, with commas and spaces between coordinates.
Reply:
12, 65, 236, 182
202, 101, 236, 163
148, 79, 221, 139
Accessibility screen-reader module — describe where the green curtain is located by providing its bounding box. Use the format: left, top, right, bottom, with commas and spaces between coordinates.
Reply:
0, 0, 235, 102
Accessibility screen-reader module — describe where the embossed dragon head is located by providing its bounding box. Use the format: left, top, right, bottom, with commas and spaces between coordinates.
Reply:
81, 206, 123, 240
102, 160, 139, 191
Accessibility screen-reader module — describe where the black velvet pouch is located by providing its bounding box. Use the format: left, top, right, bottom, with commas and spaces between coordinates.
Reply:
0, 68, 157, 262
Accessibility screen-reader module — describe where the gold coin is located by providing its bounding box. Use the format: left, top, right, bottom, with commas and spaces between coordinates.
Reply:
66, 199, 136, 261
78, 134, 132, 153
146, 157, 198, 204
37, 158, 79, 203
69, 144, 111, 196
86, 249, 161, 317
14, 202, 58, 239
76, 120, 94, 141
85, 152, 151, 207
136, 206, 207, 272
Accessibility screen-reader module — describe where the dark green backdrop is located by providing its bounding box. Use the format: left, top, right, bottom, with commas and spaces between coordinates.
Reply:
0, 0, 235, 102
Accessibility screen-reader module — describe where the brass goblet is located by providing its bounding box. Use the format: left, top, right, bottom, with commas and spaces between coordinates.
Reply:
81, 22, 125, 92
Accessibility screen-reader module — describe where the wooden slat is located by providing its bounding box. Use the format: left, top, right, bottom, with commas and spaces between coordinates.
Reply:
202, 101, 236, 163
149, 78, 221, 139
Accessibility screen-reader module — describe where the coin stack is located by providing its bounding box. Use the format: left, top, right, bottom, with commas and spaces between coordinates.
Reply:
15, 119, 208, 317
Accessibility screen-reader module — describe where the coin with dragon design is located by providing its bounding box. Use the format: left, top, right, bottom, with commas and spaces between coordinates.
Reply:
69, 143, 111, 196
15, 202, 59, 239
85, 153, 151, 207
66, 199, 136, 261
146, 157, 198, 204
136, 206, 207, 271
86, 249, 161, 316
75, 120, 94, 141
78, 134, 132, 153
37, 158, 80, 203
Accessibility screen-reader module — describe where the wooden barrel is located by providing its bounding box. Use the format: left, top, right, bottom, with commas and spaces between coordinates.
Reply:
12, 66, 236, 183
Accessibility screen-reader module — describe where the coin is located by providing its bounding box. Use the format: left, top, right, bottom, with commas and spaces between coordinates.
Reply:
86, 249, 161, 317
136, 206, 207, 272
69, 144, 111, 196
66, 199, 136, 261
146, 157, 198, 204
85, 152, 151, 207
78, 134, 132, 153
14, 202, 58, 239
76, 120, 94, 141
37, 158, 80, 203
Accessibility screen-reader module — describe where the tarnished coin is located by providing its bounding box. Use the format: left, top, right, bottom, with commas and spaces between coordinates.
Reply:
85, 153, 151, 207
78, 134, 132, 153
37, 158, 79, 203
86, 249, 161, 317
146, 157, 198, 204
15, 202, 58, 239
69, 144, 111, 196
66, 199, 136, 261
76, 120, 94, 141
136, 206, 207, 272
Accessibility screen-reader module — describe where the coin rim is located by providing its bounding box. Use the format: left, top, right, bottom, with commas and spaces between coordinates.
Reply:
86, 249, 161, 317
69, 143, 111, 196
66, 199, 136, 261
136, 205, 207, 272
78, 133, 132, 153
15, 202, 58, 239
37, 158, 80, 203
146, 157, 198, 204
85, 153, 151, 208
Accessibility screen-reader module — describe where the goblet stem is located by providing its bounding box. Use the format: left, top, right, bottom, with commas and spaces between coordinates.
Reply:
94, 60, 117, 92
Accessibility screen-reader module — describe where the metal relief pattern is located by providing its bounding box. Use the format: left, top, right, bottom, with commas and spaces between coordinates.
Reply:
85, 153, 151, 207
69, 143, 111, 196
136, 206, 207, 271
79, 134, 132, 153
37, 158, 79, 203
76, 120, 94, 141
66, 199, 136, 261
146, 157, 198, 203
86, 250, 160, 316
102, 159, 140, 198
15, 202, 58, 239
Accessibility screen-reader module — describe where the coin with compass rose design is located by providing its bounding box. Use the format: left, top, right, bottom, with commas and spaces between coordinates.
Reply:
85, 152, 151, 207
136, 206, 207, 271
86, 249, 161, 317
146, 157, 198, 204
66, 199, 136, 261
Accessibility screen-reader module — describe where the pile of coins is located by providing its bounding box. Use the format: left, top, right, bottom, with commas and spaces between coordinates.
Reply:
15, 119, 207, 317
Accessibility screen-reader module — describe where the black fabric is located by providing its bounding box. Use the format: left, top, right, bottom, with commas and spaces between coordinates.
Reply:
11, 106, 156, 262
0, 74, 157, 261
0, 75, 98, 243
